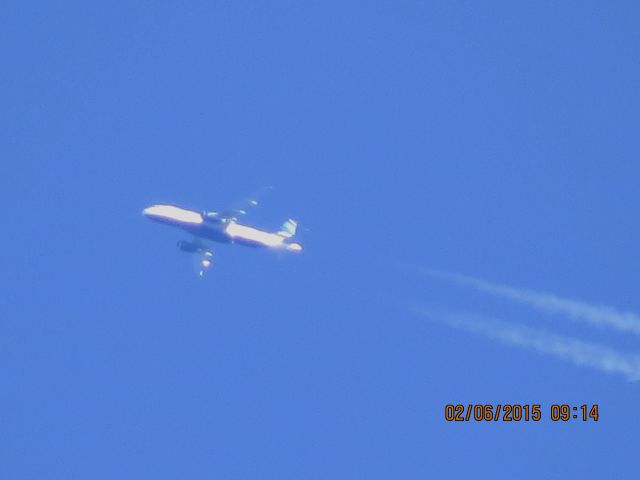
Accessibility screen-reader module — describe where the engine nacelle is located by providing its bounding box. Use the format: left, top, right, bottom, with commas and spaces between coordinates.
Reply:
176, 240, 201, 253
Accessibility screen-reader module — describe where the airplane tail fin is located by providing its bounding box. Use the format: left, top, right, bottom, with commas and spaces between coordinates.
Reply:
277, 218, 298, 238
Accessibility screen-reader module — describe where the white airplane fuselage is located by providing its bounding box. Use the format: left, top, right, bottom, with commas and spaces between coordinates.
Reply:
142, 204, 303, 252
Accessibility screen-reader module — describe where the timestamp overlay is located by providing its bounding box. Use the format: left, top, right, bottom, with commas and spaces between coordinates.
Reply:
444, 404, 599, 423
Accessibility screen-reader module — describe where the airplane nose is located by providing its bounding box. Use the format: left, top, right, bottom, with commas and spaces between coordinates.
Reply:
142, 206, 154, 216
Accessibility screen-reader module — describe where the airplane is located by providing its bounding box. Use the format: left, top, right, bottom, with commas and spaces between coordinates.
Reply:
142, 195, 303, 275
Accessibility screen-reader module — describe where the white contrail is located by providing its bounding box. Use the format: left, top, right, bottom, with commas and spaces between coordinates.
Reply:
413, 306, 640, 381
424, 269, 640, 335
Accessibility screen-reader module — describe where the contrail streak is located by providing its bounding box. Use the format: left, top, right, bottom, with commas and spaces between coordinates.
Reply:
424, 269, 640, 335
413, 306, 640, 381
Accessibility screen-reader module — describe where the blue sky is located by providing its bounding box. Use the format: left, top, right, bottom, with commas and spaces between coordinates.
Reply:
2, 1, 639, 478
